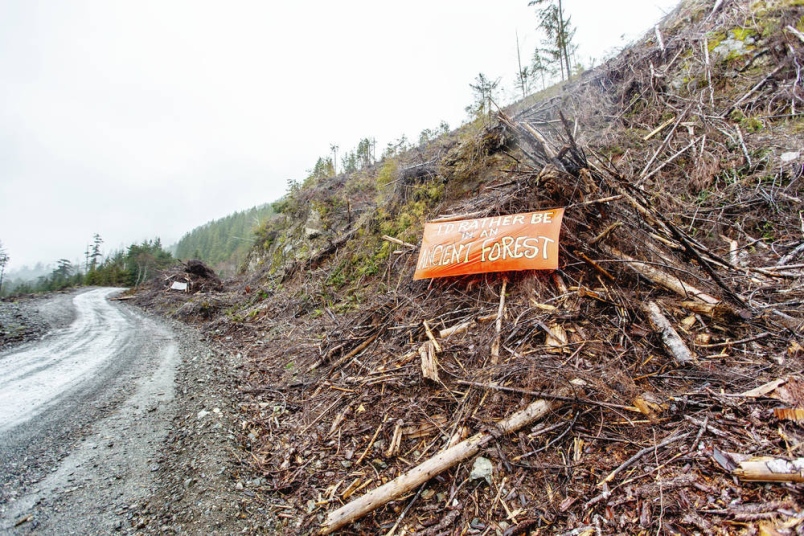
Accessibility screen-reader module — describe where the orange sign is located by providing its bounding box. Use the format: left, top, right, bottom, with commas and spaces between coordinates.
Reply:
413, 208, 565, 280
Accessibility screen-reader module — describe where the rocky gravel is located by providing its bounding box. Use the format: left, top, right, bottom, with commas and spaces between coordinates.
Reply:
135, 329, 273, 535
0, 293, 75, 352
0, 291, 271, 535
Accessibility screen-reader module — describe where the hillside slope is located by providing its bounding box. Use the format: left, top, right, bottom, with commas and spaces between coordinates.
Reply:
173, 203, 275, 277
136, 0, 804, 533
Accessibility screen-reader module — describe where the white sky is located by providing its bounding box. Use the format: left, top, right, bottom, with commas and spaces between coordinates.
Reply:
0, 0, 679, 272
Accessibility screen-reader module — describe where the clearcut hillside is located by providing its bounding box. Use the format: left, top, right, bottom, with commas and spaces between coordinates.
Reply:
136, 0, 804, 533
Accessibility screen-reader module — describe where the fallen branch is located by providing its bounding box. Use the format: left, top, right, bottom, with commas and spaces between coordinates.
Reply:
454, 379, 633, 411
643, 301, 696, 364
776, 241, 804, 267
723, 65, 784, 117
597, 432, 690, 487
423, 320, 442, 353
734, 125, 752, 168
638, 136, 701, 185
575, 250, 615, 281
382, 234, 417, 249
603, 246, 719, 304
643, 116, 674, 141
319, 382, 580, 534
439, 319, 474, 339
317, 332, 380, 375
590, 221, 623, 245
411, 508, 462, 536
787, 24, 804, 44
637, 112, 686, 180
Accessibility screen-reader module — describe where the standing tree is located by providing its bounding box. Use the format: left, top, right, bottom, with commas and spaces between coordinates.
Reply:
531, 47, 553, 90
308, 156, 335, 182
48, 259, 75, 290
529, 0, 576, 82
356, 137, 376, 169
466, 73, 501, 121
330, 144, 339, 175
90, 234, 103, 270
515, 31, 532, 99
0, 241, 9, 294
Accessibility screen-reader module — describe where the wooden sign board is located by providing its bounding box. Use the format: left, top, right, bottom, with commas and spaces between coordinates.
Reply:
413, 208, 564, 280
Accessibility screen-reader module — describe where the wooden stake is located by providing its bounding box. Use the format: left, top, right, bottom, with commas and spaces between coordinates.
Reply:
491, 279, 507, 364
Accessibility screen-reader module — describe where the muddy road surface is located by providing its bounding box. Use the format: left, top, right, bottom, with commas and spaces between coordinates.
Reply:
0, 288, 179, 534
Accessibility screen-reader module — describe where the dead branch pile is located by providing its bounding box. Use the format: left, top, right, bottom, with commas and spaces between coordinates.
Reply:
160, 259, 223, 294
137, 0, 804, 534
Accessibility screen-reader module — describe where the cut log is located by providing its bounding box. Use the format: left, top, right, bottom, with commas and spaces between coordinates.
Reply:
419, 341, 439, 382
318, 383, 580, 534
734, 457, 804, 483
643, 301, 696, 365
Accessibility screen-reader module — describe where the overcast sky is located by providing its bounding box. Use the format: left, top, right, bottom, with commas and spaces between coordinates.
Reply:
0, 0, 679, 272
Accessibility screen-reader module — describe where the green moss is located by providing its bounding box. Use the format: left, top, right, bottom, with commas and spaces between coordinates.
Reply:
731, 27, 755, 41
707, 30, 727, 52
730, 109, 764, 132
377, 159, 398, 190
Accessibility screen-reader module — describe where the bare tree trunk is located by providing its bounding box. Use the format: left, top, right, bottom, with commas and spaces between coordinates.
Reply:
558, 0, 571, 79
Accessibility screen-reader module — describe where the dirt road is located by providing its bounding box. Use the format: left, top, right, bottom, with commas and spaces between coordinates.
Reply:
0, 288, 264, 535
0, 288, 179, 533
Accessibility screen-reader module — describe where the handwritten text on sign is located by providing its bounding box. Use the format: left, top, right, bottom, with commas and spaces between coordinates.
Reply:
413, 208, 565, 280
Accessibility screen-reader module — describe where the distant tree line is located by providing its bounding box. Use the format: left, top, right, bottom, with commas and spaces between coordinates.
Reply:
85, 238, 174, 287
173, 204, 275, 276
1, 236, 175, 297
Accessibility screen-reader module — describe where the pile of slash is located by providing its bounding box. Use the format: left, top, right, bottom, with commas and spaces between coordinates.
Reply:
143, 0, 804, 534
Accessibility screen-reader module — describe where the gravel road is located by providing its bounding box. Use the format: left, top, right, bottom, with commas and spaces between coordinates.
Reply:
0, 289, 263, 535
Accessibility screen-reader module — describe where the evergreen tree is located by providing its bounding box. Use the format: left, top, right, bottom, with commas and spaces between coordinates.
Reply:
0, 241, 9, 294
174, 204, 274, 275
90, 234, 103, 270
529, 0, 576, 82
466, 73, 501, 121
531, 48, 553, 90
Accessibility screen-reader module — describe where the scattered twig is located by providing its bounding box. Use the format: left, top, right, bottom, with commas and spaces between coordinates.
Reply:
320, 384, 577, 534
382, 235, 417, 249
598, 432, 690, 487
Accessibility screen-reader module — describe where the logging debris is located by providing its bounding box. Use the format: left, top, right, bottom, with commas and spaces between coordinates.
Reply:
131, 0, 804, 533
